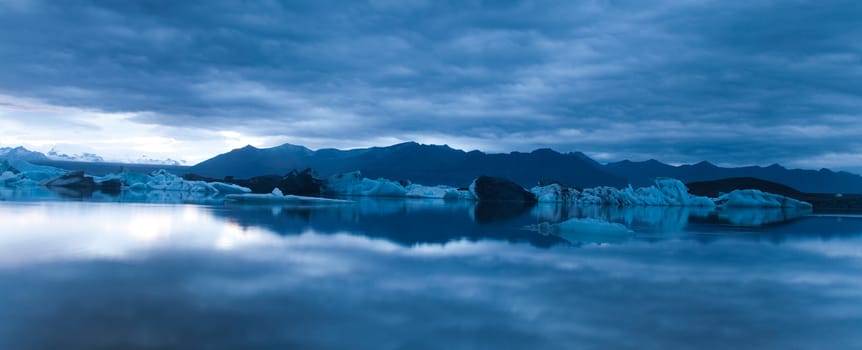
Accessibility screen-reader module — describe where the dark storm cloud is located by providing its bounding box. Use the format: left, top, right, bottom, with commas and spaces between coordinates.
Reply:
0, 0, 860, 169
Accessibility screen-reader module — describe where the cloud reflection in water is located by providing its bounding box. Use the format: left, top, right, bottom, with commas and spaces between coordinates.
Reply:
0, 201, 861, 349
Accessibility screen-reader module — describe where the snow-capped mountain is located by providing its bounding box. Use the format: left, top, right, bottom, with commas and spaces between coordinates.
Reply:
46, 144, 187, 165
0, 146, 50, 162
130, 156, 187, 166
2, 145, 187, 166
46, 144, 106, 162
47, 147, 105, 162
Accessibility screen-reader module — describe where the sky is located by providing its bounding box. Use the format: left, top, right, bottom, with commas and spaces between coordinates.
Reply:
0, 0, 860, 172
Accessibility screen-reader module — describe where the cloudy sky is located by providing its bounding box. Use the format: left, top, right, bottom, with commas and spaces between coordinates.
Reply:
0, 0, 860, 171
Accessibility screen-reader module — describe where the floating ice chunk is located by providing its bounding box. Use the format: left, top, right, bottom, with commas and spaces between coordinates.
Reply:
1, 160, 68, 183
99, 169, 250, 194
323, 172, 407, 197
0, 160, 68, 187
530, 183, 577, 203
405, 184, 475, 200
0, 171, 21, 186
144, 170, 212, 192
272, 187, 284, 196
714, 189, 813, 209
529, 178, 714, 207
324, 171, 474, 199
0, 162, 249, 195
210, 182, 252, 195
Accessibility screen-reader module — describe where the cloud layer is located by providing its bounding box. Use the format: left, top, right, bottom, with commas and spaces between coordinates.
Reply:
0, 0, 860, 169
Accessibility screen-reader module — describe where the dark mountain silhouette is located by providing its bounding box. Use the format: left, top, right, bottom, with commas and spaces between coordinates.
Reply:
685, 177, 805, 198
685, 177, 862, 211
605, 159, 862, 194
190, 142, 627, 188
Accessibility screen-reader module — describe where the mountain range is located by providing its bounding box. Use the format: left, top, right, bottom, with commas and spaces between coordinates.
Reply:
5, 143, 862, 194
190, 142, 862, 194
191, 142, 628, 188
604, 159, 862, 193
0, 146, 186, 166
0, 146, 50, 162
47, 147, 105, 162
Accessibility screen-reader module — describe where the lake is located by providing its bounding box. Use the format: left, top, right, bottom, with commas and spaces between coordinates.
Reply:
1, 196, 861, 349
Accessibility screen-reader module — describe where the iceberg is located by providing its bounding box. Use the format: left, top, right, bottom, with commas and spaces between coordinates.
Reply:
529, 178, 813, 210
324, 172, 475, 200
1, 161, 251, 196
405, 184, 476, 200
97, 169, 251, 194
226, 188, 354, 205
210, 182, 253, 195
0, 171, 28, 187
530, 178, 715, 207
323, 172, 407, 197
0, 160, 68, 185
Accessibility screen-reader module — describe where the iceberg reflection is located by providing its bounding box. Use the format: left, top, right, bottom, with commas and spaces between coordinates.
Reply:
715, 207, 812, 226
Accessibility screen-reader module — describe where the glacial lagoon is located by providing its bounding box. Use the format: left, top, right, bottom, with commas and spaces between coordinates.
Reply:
1, 195, 861, 349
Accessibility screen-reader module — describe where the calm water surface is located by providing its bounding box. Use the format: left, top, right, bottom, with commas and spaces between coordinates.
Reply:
1, 196, 861, 349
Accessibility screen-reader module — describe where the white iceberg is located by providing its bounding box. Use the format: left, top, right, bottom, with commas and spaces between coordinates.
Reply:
714, 189, 813, 209
210, 182, 253, 195
324, 171, 475, 200
0, 160, 68, 186
97, 169, 251, 194
405, 184, 476, 200
324, 172, 407, 197
0, 171, 26, 187
226, 187, 354, 205
530, 178, 715, 207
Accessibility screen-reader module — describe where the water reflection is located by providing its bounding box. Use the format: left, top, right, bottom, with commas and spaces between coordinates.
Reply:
219, 198, 563, 247
0, 201, 861, 349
